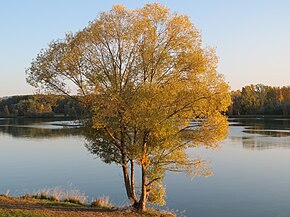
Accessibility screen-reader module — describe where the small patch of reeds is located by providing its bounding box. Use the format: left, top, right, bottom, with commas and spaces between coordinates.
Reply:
22, 186, 88, 204
91, 196, 113, 208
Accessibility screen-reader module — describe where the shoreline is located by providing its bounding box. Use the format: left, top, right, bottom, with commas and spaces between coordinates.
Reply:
229, 115, 290, 118
0, 195, 175, 217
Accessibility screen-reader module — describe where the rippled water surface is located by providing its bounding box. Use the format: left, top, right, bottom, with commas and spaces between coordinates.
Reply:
1, 118, 290, 217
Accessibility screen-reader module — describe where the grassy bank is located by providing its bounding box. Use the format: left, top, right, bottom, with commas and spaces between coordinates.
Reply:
0, 195, 175, 217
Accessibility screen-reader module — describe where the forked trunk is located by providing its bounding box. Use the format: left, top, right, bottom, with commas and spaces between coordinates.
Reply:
121, 157, 137, 203
121, 164, 133, 199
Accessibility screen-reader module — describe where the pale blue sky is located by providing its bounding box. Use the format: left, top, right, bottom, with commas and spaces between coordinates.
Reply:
1, 0, 290, 96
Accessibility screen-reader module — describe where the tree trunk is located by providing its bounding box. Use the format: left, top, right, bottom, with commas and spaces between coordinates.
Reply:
136, 132, 149, 211
120, 122, 137, 204
121, 158, 135, 202
130, 160, 138, 203
137, 162, 147, 211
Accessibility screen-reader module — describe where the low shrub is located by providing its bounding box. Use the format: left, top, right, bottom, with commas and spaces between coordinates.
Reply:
91, 196, 112, 208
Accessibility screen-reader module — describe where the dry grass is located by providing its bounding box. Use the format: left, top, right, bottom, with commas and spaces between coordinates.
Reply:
0, 195, 140, 216
23, 186, 88, 204
0, 192, 176, 217
91, 196, 113, 208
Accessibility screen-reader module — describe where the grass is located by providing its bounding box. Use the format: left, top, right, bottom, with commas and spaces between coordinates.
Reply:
0, 194, 85, 209
0, 208, 177, 217
91, 196, 113, 208
0, 208, 81, 217
141, 208, 177, 217
0, 195, 117, 217
22, 186, 88, 205
0, 191, 176, 217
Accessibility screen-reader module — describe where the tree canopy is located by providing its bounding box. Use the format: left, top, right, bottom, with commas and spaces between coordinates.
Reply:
26, 3, 231, 211
229, 84, 290, 116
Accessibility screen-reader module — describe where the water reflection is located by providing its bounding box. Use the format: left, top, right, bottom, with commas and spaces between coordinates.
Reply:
0, 118, 81, 138
243, 129, 290, 137
242, 137, 290, 150
230, 118, 290, 130
229, 118, 290, 150
1, 118, 290, 216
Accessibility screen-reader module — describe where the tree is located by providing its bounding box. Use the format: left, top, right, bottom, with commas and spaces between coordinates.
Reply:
280, 86, 290, 115
3, 105, 10, 116
26, 3, 231, 211
263, 86, 279, 115
229, 90, 242, 115
229, 84, 290, 116
240, 84, 259, 114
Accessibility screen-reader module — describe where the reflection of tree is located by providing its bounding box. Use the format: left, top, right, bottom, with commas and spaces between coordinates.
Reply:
231, 118, 290, 131
243, 129, 290, 137
242, 136, 290, 150
229, 118, 290, 150
0, 118, 81, 138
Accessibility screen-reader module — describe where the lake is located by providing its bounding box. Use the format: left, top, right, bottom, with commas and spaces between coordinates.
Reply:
0, 117, 290, 217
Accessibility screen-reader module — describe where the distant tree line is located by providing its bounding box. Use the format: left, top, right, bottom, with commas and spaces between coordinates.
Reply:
2, 84, 289, 118
0, 94, 84, 118
229, 84, 290, 116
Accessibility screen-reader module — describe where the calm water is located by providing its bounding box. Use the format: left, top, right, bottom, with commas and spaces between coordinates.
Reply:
1, 118, 290, 217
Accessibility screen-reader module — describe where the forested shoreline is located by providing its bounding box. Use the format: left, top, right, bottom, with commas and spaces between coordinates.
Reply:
1, 84, 289, 118
228, 84, 290, 116
0, 94, 84, 118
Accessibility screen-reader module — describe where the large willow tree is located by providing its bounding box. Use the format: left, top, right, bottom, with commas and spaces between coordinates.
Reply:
26, 3, 231, 211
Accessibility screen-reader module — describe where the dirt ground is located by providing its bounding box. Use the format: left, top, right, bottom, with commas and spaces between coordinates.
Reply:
0, 195, 173, 217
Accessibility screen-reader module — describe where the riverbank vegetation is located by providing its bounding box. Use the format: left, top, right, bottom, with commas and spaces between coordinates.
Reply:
228, 84, 290, 116
0, 94, 84, 118
0, 194, 174, 217
2, 84, 289, 119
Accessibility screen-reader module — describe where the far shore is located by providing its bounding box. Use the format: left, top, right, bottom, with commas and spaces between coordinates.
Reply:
228, 115, 290, 118
1, 114, 290, 119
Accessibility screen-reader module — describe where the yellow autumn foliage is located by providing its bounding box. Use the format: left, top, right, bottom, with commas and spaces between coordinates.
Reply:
26, 3, 231, 211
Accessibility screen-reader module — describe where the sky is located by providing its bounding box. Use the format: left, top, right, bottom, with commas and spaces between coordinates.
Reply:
0, 0, 290, 96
